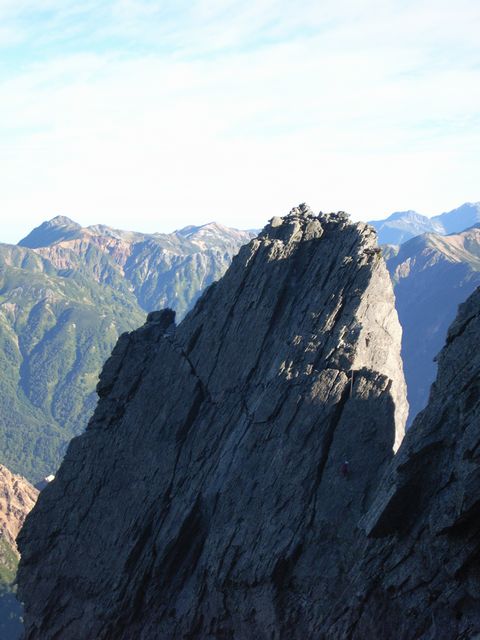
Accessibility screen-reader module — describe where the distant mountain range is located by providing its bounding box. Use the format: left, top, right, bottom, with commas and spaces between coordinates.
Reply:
0, 217, 252, 481
19, 216, 253, 319
369, 202, 480, 245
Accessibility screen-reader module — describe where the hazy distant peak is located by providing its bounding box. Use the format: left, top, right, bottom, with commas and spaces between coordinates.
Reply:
176, 222, 212, 237
369, 201, 480, 245
18, 216, 253, 252
175, 222, 254, 248
384, 210, 427, 222
368, 210, 440, 245
49, 215, 81, 227
18, 216, 82, 248
176, 221, 229, 236
85, 224, 146, 243
442, 201, 480, 211
432, 202, 480, 234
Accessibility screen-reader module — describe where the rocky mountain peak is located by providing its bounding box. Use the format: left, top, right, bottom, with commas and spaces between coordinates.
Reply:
48, 215, 79, 226
287, 201, 314, 217
18, 215, 82, 248
17, 206, 408, 639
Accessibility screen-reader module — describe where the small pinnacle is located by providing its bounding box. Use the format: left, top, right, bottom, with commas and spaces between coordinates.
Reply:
288, 203, 314, 217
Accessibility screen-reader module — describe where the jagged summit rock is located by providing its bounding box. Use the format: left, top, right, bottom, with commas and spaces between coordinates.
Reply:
17, 206, 407, 639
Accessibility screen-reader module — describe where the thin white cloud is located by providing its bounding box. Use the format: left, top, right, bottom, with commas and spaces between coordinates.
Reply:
0, 0, 479, 242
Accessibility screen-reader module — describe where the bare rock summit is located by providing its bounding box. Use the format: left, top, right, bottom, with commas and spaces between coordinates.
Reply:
17, 205, 408, 639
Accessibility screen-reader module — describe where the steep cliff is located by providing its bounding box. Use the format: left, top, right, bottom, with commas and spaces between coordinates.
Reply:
0, 242, 144, 481
0, 465, 38, 640
17, 205, 408, 639
324, 285, 480, 639
0, 465, 38, 561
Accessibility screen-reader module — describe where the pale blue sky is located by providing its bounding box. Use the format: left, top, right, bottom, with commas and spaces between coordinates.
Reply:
1, 0, 479, 243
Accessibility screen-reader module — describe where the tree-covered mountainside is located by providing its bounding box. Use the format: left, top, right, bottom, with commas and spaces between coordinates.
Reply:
0, 243, 144, 480
0, 218, 252, 482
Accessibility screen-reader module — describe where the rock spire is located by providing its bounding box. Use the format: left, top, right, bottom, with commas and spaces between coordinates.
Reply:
18, 206, 407, 639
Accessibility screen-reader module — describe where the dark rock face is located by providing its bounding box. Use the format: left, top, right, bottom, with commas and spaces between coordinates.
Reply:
17, 205, 408, 639
324, 286, 480, 639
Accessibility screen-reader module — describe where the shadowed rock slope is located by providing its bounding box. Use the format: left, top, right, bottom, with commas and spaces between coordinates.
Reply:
17, 205, 408, 639
386, 225, 480, 423
324, 285, 480, 639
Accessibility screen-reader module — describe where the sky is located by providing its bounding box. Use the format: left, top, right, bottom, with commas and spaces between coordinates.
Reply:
1, 0, 479, 244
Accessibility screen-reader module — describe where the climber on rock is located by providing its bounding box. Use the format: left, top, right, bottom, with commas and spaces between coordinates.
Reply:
340, 460, 349, 478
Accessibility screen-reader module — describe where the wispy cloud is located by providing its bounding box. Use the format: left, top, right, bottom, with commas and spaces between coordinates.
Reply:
0, 1, 479, 242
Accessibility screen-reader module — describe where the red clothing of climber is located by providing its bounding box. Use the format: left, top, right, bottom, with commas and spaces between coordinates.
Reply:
340, 460, 349, 478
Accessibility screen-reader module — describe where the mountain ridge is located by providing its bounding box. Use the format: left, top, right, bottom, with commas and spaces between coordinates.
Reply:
19, 216, 252, 250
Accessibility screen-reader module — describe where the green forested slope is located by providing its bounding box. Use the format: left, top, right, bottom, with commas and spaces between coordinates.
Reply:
0, 218, 251, 481
0, 244, 144, 480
